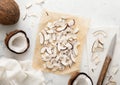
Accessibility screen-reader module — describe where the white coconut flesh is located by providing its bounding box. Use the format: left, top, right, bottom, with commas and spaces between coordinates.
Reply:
8, 33, 28, 53
73, 74, 92, 85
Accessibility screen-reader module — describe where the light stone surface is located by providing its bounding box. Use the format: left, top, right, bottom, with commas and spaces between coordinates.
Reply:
0, 0, 120, 85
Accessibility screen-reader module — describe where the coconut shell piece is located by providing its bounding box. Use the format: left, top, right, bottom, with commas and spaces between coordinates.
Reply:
5, 30, 30, 54
68, 72, 93, 85
0, 0, 20, 25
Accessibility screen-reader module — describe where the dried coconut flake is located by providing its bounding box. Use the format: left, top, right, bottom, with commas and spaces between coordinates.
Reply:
35, 0, 45, 5
25, 3, 32, 9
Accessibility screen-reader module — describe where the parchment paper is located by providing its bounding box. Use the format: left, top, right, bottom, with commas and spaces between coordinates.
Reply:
33, 11, 89, 74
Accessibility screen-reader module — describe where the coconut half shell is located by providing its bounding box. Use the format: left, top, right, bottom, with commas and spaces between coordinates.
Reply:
5, 30, 30, 54
68, 72, 93, 85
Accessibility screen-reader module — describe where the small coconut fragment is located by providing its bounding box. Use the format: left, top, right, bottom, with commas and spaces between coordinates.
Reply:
73, 28, 79, 34
41, 53, 51, 62
73, 42, 80, 56
52, 33, 56, 41
51, 47, 57, 56
39, 32, 44, 44
51, 58, 57, 64
106, 80, 116, 85
70, 34, 77, 40
69, 72, 93, 85
40, 47, 47, 53
55, 55, 60, 61
42, 30, 50, 41
23, 12, 27, 21
5, 30, 30, 54
108, 75, 113, 81
47, 22, 55, 29
46, 47, 52, 54
56, 24, 67, 32
70, 53, 75, 63
54, 19, 67, 27
46, 62, 54, 69
35, 0, 45, 5
92, 40, 98, 53
57, 43, 66, 51
67, 59, 73, 67
111, 66, 119, 75
93, 56, 100, 65
25, 3, 32, 9
46, 29, 54, 34
61, 60, 68, 66
92, 39, 104, 53
93, 30, 107, 37
98, 38, 104, 45
67, 19, 75, 27
65, 42, 73, 49
28, 13, 38, 18
61, 16, 69, 20
44, 40, 49, 45
64, 27, 72, 34
58, 65, 65, 71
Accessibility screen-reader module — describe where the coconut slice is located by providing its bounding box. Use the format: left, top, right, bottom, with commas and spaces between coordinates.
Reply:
65, 42, 73, 49
106, 80, 116, 85
92, 39, 104, 53
25, 3, 32, 9
56, 24, 67, 32
67, 19, 75, 27
39, 32, 44, 44
5, 30, 30, 54
73, 28, 79, 34
93, 30, 107, 37
68, 72, 93, 85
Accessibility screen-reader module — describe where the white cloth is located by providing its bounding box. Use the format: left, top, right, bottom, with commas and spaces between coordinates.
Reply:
0, 58, 45, 85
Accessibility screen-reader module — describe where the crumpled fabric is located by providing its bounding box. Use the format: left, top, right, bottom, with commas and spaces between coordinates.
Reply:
0, 58, 45, 85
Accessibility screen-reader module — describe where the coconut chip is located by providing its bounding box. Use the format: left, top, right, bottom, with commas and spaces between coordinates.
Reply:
105, 65, 119, 85
92, 56, 100, 65
23, 11, 27, 21
92, 39, 104, 53
111, 65, 119, 75
106, 80, 117, 85
28, 13, 38, 18
93, 30, 107, 38
25, 3, 32, 9
35, 0, 45, 5
23, 14, 27, 21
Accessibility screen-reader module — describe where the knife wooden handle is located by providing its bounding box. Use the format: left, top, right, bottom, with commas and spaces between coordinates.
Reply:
97, 56, 111, 85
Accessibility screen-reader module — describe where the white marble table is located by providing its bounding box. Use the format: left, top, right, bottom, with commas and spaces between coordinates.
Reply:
0, 0, 120, 85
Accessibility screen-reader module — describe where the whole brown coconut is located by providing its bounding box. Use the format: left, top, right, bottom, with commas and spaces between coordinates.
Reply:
0, 0, 20, 25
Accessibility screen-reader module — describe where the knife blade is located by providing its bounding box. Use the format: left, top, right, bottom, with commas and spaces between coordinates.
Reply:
97, 34, 117, 85
107, 35, 117, 57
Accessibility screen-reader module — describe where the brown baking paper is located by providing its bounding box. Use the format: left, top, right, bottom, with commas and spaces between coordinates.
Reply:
32, 11, 89, 75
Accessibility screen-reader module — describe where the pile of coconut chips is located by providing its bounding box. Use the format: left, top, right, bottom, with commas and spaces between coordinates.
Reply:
39, 17, 80, 71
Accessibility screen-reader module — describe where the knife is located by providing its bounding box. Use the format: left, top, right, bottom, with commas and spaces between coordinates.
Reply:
97, 34, 117, 85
